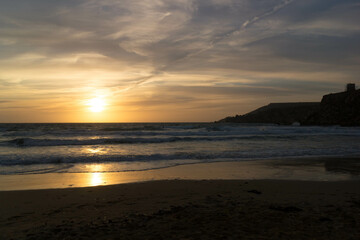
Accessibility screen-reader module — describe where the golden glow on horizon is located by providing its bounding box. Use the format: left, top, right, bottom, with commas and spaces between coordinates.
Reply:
87, 97, 106, 112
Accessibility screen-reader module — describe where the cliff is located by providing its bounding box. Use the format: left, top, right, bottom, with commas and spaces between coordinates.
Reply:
217, 102, 320, 125
218, 89, 360, 126
303, 89, 360, 126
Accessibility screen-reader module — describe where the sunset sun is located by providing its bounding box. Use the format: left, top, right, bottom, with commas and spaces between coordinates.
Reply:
88, 98, 106, 112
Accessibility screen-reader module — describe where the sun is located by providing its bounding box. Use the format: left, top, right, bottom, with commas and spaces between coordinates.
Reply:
88, 98, 106, 112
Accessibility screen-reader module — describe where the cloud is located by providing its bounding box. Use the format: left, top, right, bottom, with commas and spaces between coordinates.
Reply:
244, 32, 360, 66
0, 0, 359, 121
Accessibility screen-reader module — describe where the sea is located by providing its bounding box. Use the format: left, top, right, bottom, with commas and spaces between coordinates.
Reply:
0, 123, 360, 176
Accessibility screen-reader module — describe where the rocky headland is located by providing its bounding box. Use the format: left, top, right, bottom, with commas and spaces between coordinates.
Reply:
217, 85, 360, 126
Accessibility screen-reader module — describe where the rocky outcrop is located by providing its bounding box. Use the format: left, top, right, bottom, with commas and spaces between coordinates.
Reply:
217, 88, 360, 126
303, 89, 360, 126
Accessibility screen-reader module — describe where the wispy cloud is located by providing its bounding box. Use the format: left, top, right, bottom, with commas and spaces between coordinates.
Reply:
0, 0, 359, 122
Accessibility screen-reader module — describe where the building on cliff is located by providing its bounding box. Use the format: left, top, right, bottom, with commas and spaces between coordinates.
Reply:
346, 83, 356, 92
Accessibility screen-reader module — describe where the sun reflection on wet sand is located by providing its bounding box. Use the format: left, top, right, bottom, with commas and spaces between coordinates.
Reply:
0, 160, 356, 191
90, 172, 104, 186
88, 164, 106, 186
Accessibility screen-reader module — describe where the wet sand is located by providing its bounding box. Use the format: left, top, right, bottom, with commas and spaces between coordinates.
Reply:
1, 157, 360, 191
1, 179, 360, 239
1, 158, 360, 239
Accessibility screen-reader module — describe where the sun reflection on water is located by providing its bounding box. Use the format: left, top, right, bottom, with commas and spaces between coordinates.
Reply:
86, 147, 107, 154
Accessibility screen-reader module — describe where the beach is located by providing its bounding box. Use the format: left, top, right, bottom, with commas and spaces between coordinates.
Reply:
1, 180, 360, 240
1, 158, 360, 240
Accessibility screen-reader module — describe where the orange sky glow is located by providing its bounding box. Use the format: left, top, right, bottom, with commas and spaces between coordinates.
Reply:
0, 0, 359, 122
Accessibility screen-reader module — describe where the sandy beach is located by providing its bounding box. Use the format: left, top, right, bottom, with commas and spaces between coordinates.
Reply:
1, 158, 360, 240
1, 180, 360, 239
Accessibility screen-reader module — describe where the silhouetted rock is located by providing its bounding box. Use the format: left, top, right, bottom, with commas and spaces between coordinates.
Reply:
217, 85, 360, 126
217, 103, 320, 125
304, 89, 360, 126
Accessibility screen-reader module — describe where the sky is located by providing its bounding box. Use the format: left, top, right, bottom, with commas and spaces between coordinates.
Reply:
0, 0, 359, 122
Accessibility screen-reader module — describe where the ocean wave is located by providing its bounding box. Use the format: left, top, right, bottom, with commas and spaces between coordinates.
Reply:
1, 123, 360, 176
100, 125, 165, 131
1, 147, 359, 167
1, 134, 312, 147
2, 124, 360, 139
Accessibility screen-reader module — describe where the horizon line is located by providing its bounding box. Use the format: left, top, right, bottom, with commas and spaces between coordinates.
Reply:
0, 121, 214, 124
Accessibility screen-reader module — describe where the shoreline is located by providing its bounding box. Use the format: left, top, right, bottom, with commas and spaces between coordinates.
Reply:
1, 156, 359, 191
1, 157, 359, 239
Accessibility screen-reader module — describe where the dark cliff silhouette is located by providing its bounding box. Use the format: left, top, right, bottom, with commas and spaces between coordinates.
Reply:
217, 84, 360, 126
304, 86, 360, 126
